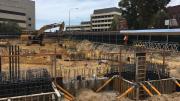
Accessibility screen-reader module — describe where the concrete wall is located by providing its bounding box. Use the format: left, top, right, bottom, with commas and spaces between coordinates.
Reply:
0, 0, 35, 30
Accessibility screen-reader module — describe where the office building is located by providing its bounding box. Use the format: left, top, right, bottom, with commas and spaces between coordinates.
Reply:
66, 25, 82, 31
91, 7, 122, 31
167, 5, 180, 27
66, 7, 127, 32
80, 21, 91, 31
0, 0, 35, 30
66, 21, 91, 31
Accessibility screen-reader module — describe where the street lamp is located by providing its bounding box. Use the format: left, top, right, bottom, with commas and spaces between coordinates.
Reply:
69, 8, 79, 32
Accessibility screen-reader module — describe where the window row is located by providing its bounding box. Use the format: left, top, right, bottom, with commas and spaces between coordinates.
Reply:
92, 19, 112, 23
0, 9, 26, 16
92, 24, 111, 27
92, 29, 109, 31
92, 15, 114, 19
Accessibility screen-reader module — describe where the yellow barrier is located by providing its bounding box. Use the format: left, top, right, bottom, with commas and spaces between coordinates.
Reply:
173, 79, 180, 87
96, 76, 115, 92
146, 82, 161, 96
117, 86, 135, 99
140, 83, 153, 97
54, 81, 75, 101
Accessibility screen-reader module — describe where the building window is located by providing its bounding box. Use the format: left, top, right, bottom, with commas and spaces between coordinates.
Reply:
0, 9, 26, 16
0, 18, 26, 23
28, 24, 31, 27
28, 18, 31, 21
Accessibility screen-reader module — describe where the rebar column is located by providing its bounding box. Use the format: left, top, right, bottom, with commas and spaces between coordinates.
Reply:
54, 48, 57, 80
8, 45, 20, 81
17, 46, 20, 79
15, 45, 17, 79
0, 56, 1, 74
12, 46, 15, 81
9, 45, 12, 81
0, 56, 2, 81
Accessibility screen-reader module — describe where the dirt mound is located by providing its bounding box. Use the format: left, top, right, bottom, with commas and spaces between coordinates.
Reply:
76, 89, 133, 101
76, 40, 120, 53
146, 92, 180, 101
76, 89, 116, 101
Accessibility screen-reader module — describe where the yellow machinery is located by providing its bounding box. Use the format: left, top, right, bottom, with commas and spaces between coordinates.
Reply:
21, 22, 65, 46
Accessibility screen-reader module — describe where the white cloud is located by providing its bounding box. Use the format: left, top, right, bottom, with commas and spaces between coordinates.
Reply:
34, 0, 180, 29
168, 0, 180, 6
34, 0, 119, 29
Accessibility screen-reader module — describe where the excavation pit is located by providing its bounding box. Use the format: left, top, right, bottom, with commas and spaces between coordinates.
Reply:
111, 62, 179, 100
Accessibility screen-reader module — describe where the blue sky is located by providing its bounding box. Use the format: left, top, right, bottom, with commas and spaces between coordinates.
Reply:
33, 0, 180, 29
34, 0, 118, 29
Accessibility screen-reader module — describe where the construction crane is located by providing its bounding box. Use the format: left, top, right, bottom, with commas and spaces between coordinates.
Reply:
22, 22, 65, 46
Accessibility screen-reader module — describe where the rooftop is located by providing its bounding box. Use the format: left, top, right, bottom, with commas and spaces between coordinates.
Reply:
81, 21, 91, 25
167, 5, 180, 15
93, 7, 121, 14
120, 29, 180, 35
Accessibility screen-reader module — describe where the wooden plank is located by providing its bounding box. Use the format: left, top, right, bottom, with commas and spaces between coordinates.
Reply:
146, 82, 161, 96
140, 83, 153, 97
117, 86, 135, 99
55, 82, 75, 100
173, 79, 180, 87
96, 76, 115, 92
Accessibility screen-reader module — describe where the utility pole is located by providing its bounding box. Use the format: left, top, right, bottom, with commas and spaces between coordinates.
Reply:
69, 8, 79, 32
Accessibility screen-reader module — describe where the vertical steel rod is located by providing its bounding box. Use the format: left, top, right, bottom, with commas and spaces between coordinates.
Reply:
17, 46, 20, 79
9, 46, 12, 81
15, 45, 17, 79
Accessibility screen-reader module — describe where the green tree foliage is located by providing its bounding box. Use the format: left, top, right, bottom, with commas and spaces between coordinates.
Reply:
119, 0, 170, 29
110, 18, 118, 31
0, 21, 21, 34
152, 9, 169, 29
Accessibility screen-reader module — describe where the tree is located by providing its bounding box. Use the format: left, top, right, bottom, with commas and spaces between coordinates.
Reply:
110, 18, 118, 31
151, 9, 169, 28
0, 21, 21, 34
119, 0, 170, 29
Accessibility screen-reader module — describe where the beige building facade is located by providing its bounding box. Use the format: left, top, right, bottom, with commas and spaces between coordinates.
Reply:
80, 21, 91, 31
0, 0, 35, 30
66, 21, 91, 31
66, 7, 122, 32
91, 7, 121, 31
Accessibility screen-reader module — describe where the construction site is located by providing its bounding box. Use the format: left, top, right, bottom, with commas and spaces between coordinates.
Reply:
0, 0, 179, 100
0, 23, 179, 101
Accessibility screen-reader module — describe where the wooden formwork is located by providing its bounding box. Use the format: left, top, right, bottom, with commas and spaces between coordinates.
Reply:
114, 77, 179, 100
55, 67, 111, 82
62, 77, 111, 96
143, 79, 177, 95
113, 77, 136, 99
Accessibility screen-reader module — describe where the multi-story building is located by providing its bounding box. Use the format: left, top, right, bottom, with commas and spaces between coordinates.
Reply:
167, 5, 180, 27
91, 7, 122, 31
66, 7, 127, 32
80, 21, 91, 31
66, 25, 82, 31
66, 21, 91, 31
0, 0, 35, 30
